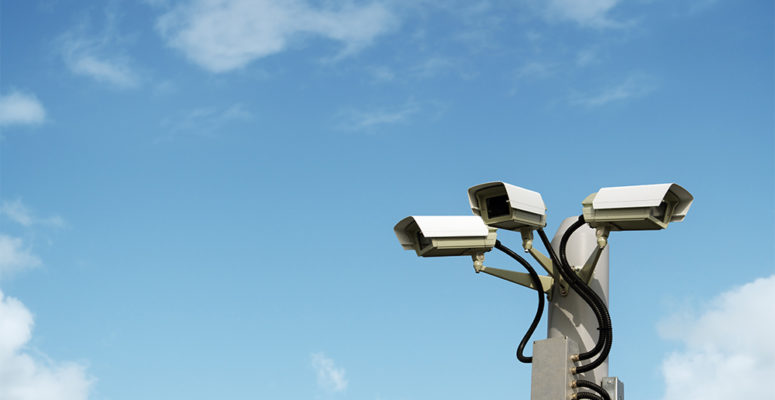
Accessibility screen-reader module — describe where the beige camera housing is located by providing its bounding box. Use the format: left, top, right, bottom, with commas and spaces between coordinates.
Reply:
467, 182, 547, 230
582, 183, 693, 231
394, 216, 497, 257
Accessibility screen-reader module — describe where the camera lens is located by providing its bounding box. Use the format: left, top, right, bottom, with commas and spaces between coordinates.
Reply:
486, 195, 510, 219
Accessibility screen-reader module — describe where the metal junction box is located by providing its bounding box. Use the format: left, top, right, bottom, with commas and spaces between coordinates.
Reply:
531, 336, 578, 400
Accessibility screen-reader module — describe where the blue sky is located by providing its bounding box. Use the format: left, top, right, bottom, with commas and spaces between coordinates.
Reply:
0, 0, 772, 399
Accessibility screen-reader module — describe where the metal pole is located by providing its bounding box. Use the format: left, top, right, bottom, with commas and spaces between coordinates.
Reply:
547, 217, 610, 384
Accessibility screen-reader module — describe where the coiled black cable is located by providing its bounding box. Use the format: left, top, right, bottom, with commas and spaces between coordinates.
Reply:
536, 228, 608, 362
574, 392, 604, 400
557, 216, 613, 373
536, 218, 613, 398
575, 380, 611, 400
494, 240, 544, 364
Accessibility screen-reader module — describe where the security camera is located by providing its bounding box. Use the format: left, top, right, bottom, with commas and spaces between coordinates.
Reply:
394, 216, 497, 257
582, 183, 694, 230
467, 182, 547, 230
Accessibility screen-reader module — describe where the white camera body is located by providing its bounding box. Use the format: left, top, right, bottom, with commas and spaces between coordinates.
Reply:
467, 182, 547, 230
582, 183, 694, 231
394, 216, 497, 257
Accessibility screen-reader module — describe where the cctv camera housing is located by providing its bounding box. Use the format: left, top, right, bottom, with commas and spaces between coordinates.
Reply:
394, 216, 497, 257
582, 183, 694, 231
467, 182, 547, 230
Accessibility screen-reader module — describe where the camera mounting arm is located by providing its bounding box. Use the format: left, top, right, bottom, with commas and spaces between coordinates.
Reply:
520, 229, 567, 296
575, 227, 609, 284
471, 253, 554, 293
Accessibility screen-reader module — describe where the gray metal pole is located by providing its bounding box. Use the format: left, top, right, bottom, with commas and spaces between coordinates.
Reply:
547, 217, 610, 384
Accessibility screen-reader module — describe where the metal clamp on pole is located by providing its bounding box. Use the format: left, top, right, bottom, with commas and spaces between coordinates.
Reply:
575, 226, 609, 284
521, 229, 566, 298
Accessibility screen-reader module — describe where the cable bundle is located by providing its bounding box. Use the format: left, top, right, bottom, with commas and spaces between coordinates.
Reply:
496, 215, 611, 400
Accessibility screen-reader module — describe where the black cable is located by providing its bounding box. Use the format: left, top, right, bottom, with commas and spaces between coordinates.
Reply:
536, 228, 562, 272
575, 380, 611, 400
537, 227, 608, 361
574, 392, 604, 400
494, 240, 544, 364
557, 216, 613, 373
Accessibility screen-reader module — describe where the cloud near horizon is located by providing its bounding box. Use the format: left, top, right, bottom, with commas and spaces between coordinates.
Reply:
156, 0, 398, 72
0, 290, 94, 400
658, 275, 775, 400
0, 199, 91, 397
311, 352, 348, 392
1, 199, 65, 228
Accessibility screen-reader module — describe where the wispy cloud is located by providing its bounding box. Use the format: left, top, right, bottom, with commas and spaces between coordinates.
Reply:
368, 65, 396, 83
543, 0, 623, 28
658, 275, 775, 399
368, 56, 473, 84
0, 235, 41, 279
571, 74, 656, 107
310, 352, 347, 392
1, 199, 65, 228
514, 61, 558, 80
446, 1, 505, 52
156, 0, 398, 73
65, 52, 138, 88
575, 48, 600, 67
409, 57, 469, 79
0, 91, 46, 127
58, 9, 140, 88
159, 103, 253, 141
0, 200, 63, 278
336, 100, 421, 131
687, 0, 721, 15
0, 290, 94, 399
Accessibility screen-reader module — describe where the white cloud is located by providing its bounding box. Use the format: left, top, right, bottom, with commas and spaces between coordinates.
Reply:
156, 0, 398, 72
1, 199, 65, 228
544, 0, 621, 28
658, 275, 775, 400
310, 352, 348, 392
0, 91, 46, 127
0, 290, 94, 400
0, 235, 41, 279
571, 74, 655, 107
